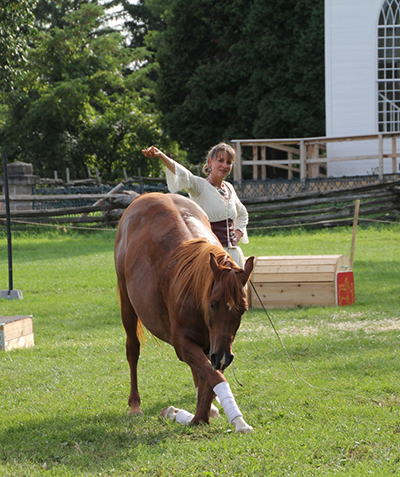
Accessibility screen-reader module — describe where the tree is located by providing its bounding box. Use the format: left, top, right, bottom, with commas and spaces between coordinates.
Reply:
151, 0, 325, 164
0, 0, 38, 92
106, 0, 165, 49
0, 1, 180, 179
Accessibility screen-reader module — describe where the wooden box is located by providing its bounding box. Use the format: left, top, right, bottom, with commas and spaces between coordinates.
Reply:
248, 255, 355, 309
0, 315, 34, 351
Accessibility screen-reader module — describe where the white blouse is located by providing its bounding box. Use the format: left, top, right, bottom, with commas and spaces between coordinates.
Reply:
165, 162, 249, 246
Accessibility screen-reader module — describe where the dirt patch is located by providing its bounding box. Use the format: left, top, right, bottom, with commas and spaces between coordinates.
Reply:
328, 318, 400, 334
244, 317, 400, 338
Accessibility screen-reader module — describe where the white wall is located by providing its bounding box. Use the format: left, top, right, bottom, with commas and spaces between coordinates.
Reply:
325, 0, 399, 176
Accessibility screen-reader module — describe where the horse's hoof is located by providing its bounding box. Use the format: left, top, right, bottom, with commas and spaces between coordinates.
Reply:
232, 416, 253, 433
236, 425, 253, 434
210, 403, 220, 418
159, 406, 180, 421
128, 407, 144, 417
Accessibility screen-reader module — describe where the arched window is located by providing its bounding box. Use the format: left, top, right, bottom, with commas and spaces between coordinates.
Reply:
378, 0, 400, 131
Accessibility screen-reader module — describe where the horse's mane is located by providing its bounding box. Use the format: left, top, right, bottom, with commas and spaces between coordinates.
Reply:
170, 238, 245, 316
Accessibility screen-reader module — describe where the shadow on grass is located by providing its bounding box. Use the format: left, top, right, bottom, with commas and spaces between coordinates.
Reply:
0, 397, 219, 473
0, 232, 116, 265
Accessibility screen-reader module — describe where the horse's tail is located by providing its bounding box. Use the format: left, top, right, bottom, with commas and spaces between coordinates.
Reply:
136, 318, 146, 346
117, 282, 146, 346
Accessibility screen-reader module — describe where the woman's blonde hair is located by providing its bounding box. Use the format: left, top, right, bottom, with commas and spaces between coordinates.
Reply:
202, 142, 236, 175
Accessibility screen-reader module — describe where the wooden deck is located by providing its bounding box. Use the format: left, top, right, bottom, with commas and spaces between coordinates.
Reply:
231, 132, 400, 181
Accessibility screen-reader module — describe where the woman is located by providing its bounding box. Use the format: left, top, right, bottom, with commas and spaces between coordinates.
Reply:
142, 143, 249, 268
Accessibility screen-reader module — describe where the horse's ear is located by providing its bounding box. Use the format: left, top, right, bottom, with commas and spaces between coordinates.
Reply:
237, 256, 255, 286
209, 253, 222, 279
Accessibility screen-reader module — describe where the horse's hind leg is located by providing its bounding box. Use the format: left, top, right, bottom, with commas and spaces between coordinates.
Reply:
119, 284, 143, 416
192, 370, 220, 419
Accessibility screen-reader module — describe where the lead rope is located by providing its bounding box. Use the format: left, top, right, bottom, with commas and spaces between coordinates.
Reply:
249, 279, 328, 391
231, 361, 243, 387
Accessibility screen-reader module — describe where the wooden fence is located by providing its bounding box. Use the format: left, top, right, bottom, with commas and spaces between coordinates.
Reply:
0, 191, 140, 227
1, 179, 399, 229
243, 179, 400, 229
232, 132, 400, 182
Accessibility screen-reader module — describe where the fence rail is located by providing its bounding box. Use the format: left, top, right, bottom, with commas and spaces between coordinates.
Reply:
1, 175, 400, 230
244, 180, 400, 229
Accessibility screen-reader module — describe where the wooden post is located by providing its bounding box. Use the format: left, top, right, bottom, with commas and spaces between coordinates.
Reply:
252, 146, 258, 180
87, 167, 92, 178
349, 199, 360, 271
66, 168, 70, 183
308, 143, 319, 178
233, 141, 242, 182
261, 146, 267, 180
378, 134, 384, 179
95, 167, 101, 184
392, 137, 397, 174
300, 140, 306, 181
288, 152, 293, 180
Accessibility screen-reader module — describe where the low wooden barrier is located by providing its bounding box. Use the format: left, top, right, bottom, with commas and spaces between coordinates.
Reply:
249, 255, 355, 309
0, 315, 34, 351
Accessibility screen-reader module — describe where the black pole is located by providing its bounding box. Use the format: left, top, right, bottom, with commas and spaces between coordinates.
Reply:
2, 152, 13, 294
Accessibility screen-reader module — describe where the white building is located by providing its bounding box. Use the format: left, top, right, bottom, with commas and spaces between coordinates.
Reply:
325, 0, 400, 176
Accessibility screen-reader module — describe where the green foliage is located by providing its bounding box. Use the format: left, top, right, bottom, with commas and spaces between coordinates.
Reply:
108, 0, 166, 49
0, 224, 400, 475
33, 0, 93, 29
0, 0, 38, 92
0, 1, 178, 179
152, 0, 325, 163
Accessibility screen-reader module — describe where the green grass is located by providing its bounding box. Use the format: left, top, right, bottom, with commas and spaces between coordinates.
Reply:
0, 224, 399, 476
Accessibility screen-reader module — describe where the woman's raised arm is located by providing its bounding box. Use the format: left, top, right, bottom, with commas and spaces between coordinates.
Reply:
142, 146, 176, 174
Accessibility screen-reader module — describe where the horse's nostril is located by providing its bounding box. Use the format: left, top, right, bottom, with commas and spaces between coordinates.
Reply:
210, 353, 234, 370
225, 353, 234, 369
210, 353, 220, 370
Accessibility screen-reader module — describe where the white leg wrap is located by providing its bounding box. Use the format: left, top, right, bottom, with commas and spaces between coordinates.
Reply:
213, 382, 242, 424
175, 409, 195, 425
210, 402, 220, 418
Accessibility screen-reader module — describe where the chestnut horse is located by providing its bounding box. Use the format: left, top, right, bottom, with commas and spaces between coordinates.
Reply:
114, 193, 255, 433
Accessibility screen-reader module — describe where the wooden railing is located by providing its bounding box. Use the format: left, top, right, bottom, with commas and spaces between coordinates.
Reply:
231, 132, 400, 182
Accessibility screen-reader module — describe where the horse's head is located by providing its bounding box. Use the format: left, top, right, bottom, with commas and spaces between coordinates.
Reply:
207, 254, 255, 371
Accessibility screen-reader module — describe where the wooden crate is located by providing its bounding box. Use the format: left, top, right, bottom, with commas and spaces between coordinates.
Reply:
0, 315, 34, 351
248, 255, 355, 309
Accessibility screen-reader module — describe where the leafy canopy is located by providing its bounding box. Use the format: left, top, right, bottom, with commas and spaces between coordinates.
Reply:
151, 0, 325, 164
0, 0, 38, 92
0, 0, 181, 180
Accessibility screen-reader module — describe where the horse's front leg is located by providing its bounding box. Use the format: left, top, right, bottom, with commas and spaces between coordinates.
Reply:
164, 339, 253, 433
192, 370, 220, 419
192, 373, 216, 424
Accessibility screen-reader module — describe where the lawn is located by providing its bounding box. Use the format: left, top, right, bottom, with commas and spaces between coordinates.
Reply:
0, 223, 399, 476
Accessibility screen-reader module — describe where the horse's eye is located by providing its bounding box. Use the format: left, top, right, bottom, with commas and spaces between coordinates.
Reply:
210, 301, 217, 311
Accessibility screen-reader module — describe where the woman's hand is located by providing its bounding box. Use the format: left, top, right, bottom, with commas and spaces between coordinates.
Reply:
142, 146, 176, 174
142, 146, 162, 158
235, 229, 243, 242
